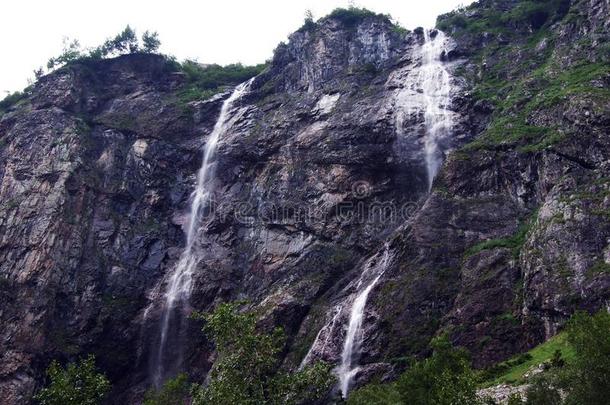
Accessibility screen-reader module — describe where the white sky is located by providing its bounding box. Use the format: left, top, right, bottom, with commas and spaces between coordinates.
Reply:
1, 0, 473, 95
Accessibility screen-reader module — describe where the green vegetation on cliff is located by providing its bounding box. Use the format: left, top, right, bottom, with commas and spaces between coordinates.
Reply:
479, 332, 574, 386
500, 310, 610, 404
439, 0, 609, 152
35, 355, 110, 405
191, 302, 334, 405
141, 302, 334, 405
437, 0, 570, 37
350, 311, 610, 404
176, 61, 266, 103
298, 6, 407, 35
348, 335, 479, 405
46, 25, 161, 71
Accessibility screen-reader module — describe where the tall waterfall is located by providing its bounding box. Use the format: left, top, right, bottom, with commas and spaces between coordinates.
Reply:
299, 29, 455, 399
419, 29, 453, 190
337, 246, 393, 397
151, 79, 253, 386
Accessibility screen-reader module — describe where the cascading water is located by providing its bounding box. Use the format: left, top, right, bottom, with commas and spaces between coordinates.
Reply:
337, 246, 393, 397
418, 29, 453, 190
299, 29, 455, 398
151, 79, 253, 386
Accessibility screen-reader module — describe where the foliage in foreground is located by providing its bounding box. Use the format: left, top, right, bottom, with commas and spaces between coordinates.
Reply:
34, 355, 110, 405
485, 310, 610, 404
348, 335, 479, 405
143, 373, 191, 405
559, 310, 610, 404
191, 302, 334, 405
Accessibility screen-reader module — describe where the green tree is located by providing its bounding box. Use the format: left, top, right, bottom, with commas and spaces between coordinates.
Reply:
103, 25, 139, 55
396, 335, 479, 405
34, 355, 110, 405
524, 374, 561, 405
348, 335, 479, 405
143, 373, 191, 405
47, 38, 83, 69
191, 302, 334, 405
561, 310, 610, 405
142, 31, 161, 53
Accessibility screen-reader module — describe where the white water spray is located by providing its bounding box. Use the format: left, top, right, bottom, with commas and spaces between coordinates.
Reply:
337, 246, 393, 398
152, 79, 253, 386
419, 30, 453, 190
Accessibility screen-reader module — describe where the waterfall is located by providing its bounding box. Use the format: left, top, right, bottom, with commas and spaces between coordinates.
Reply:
298, 30, 455, 398
419, 29, 453, 190
337, 246, 393, 397
151, 79, 253, 386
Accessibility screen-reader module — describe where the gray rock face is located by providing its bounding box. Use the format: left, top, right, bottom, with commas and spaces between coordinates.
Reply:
0, 4, 608, 403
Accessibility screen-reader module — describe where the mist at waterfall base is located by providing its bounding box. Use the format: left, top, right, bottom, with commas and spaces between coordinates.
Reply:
148, 80, 253, 387
300, 29, 455, 398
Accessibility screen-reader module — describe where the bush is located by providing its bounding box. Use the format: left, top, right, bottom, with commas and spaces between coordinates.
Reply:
325, 7, 386, 28
47, 39, 84, 69
524, 374, 561, 405
561, 310, 610, 404
46, 26, 164, 71
348, 335, 479, 404
0, 91, 27, 114
144, 373, 191, 405
191, 302, 334, 405
34, 355, 110, 405
177, 62, 266, 103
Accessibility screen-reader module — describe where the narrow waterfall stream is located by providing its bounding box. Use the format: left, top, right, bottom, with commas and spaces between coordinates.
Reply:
419, 29, 453, 190
151, 79, 253, 386
337, 246, 393, 397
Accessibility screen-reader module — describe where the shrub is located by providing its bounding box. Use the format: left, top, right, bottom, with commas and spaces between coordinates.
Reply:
46, 26, 164, 71
177, 62, 266, 103
34, 355, 110, 405
0, 90, 27, 114
561, 310, 610, 404
348, 335, 479, 405
191, 302, 334, 405
47, 39, 84, 69
143, 373, 191, 405
524, 374, 561, 405
325, 7, 389, 28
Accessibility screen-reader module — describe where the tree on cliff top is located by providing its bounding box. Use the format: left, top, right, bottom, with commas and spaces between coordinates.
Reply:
46, 26, 162, 70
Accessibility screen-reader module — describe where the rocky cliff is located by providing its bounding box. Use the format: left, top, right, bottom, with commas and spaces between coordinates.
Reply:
0, 1, 608, 403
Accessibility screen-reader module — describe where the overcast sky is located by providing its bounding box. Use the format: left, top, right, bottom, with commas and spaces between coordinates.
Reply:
1, 0, 473, 95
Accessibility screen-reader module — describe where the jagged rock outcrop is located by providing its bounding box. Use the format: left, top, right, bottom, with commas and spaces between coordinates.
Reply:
0, 1, 608, 403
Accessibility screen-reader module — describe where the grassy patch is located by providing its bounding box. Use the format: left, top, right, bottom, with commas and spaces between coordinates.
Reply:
464, 213, 537, 259
437, 0, 569, 37
176, 61, 266, 104
479, 332, 575, 387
